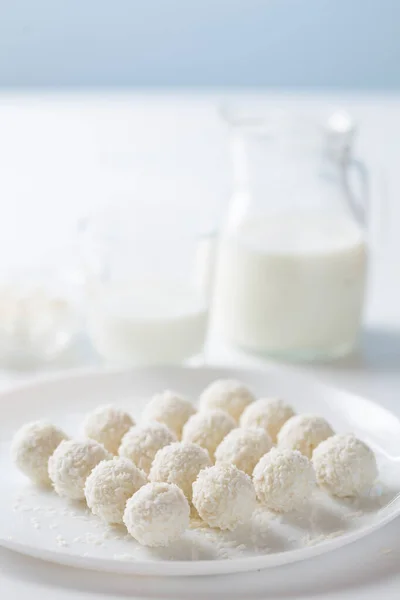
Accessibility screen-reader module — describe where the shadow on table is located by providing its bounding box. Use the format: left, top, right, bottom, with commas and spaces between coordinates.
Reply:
311, 327, 400, 373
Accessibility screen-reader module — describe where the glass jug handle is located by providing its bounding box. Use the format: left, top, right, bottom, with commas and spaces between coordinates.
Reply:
342, 157, 387, 249
342, 157, 369, 229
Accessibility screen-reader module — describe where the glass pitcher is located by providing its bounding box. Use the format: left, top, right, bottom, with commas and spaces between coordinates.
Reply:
213, 108, 369, 361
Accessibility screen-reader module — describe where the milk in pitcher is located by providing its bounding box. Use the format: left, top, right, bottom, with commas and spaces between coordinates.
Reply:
213, 212, 367, 359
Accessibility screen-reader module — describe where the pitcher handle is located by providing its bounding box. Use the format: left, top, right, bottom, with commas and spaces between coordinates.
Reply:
341, 157, 370, 229
342, 157, 388, 250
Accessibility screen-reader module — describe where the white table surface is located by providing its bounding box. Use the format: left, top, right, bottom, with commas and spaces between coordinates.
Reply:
0, 91, 400, 598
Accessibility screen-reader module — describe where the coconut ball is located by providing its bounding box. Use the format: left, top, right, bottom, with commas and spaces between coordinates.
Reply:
123, 482, 190, 547
142, 391, 196, 439
48, 439, 111, 500
240, 398, 295, 442
149, 441, 211, 501
192, 464, 256, 531
199, 379, 255, 422
118, 421, 176, 474
182, 409, 236, 458
277, 414, 334, 458
11, 421, 68, 486
312, 433, 378, 497
215, 427, 272, 476
85, 457, 147, 524
82, 404, 134, 454
253, 447, 316, 512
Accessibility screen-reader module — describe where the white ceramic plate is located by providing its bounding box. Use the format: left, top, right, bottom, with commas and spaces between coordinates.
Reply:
1, 365, 400, 577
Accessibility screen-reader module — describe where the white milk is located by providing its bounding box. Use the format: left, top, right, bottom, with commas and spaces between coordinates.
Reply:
87, 280, 208, 366
213, 214, 367, 358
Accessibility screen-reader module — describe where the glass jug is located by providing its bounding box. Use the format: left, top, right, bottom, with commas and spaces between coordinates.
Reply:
213, 108, 369, 361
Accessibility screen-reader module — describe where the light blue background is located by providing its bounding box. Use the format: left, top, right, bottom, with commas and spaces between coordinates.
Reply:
0, 0, 399, 88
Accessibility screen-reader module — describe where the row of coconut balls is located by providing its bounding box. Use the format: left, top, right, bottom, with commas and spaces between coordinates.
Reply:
11, 379, 378, 547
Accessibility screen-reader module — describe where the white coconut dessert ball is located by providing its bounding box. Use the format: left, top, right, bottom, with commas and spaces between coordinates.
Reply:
142, 391, 196, 439
48, 439, 111, 500
182, 409, 236, 458
192, 464, 256, 531
11, 421, 68, 486
82, 404, 134, 455
277, 414, 334, 458
123, 482, 190, 547
199, 379, 255, 422
215, 427, 272, 476
149, 441, 211, 501
85, 457, 147, 524
118, 421, 176, 474
253, 447, 316, 512
240, 398, 295, 443
312, 433, 378, 498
